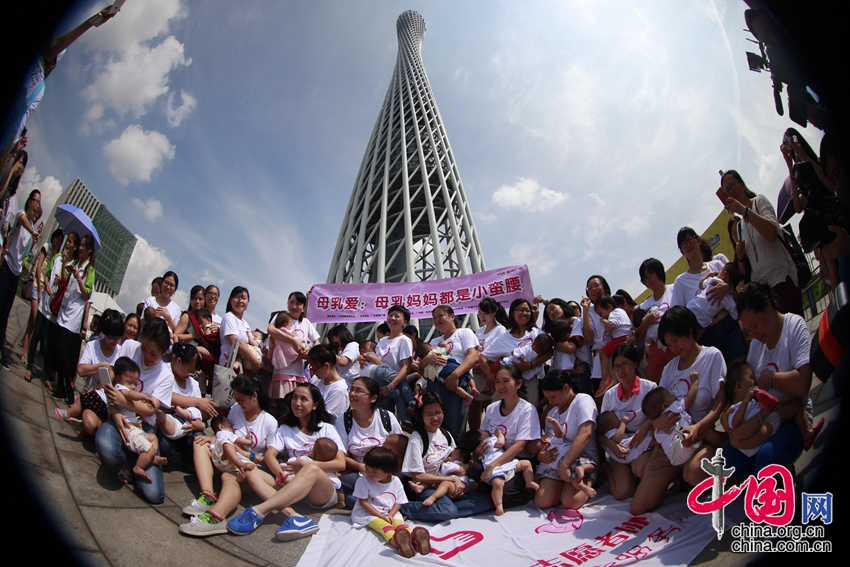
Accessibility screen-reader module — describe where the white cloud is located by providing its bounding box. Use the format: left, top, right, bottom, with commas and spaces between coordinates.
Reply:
103, 125, 175, 185
132, 197, 164, 221
509, 243, 557, 276
165, 90, 197, 127
589, 193, 606, 206
199, 268, 224, 286
115, 234, 188, 314
477, 212, 497, 222
492, 178, 568, 212
18, 167, 64, 223
82, 37, 192, 122
80, 0, 187, 52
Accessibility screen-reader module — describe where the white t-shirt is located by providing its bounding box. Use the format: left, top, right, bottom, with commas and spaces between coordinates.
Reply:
114, 383, 142, 425
475, 324, 507, 353
219, 312, 252, 364
481, 328, 541, 361
551, 348, 575, 372
268, 421, 344, 460
118, 340, 173, 426
334, 409, 403, 462
671, 255, 729, 308
481, 398, 541, 457
639, 285, 674, 344
587, 306, 609, 378
687, 277, 738, 327
351, 475, 408, 528
277, 318, 321, 376
600, 377, 657, 432
402, 429, 454, 476
210, 312, 222, 325
569, 315, 591, 363
652, 398, 696, 465
309, 377, 350, 424
172, 375, 203, 420
79, 339, 120, 369
747, 314, 810, 404
4, 208, 33, 275
544, 394, 599, 464
337, 341, 361, 386
742, 195, 798, 287
142, 296, 182, 327
228, 405, 278, 455
376, 334, 413, 372
607, 308, 632, 340
431, 327, 478, 365
56, 259, 93, 333
660, 346, 726, 424
504, 344, 542, 380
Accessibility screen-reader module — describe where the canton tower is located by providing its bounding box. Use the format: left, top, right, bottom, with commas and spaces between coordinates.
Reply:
326, 11, 486, 333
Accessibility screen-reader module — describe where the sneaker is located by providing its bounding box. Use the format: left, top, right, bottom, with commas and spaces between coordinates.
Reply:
179, 513, 228, 537
594, 376, 614, 398
275, 516, 319, 541
0, 354, 10, 371
55, 408, 81, 423
227, 505, 265, 535
182, 493, 216, 516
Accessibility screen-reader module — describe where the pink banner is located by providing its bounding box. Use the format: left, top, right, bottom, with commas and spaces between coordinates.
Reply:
307, 265, 534, 324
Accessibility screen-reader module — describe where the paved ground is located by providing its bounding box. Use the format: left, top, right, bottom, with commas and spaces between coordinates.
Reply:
0, 297, 841, 566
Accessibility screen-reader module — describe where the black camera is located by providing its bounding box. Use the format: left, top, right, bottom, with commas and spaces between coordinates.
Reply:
794, 160, 848, 253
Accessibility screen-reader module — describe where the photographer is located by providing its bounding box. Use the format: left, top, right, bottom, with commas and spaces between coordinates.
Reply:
818, 134, 850, 285
719, 170, 803, 316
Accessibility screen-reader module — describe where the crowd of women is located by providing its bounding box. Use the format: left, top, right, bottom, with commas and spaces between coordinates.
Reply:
2, 146, 820, 548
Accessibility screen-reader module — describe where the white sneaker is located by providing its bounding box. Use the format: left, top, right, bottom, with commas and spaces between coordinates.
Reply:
179, 515, 228, 537
182, 498, 213, 516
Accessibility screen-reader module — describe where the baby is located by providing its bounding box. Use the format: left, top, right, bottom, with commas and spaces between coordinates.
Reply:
542, 416, 597, 498
408, 447, 471, 505
594, 295, 632, 393
462, 429, 538, 516
596, 411, 652, 464
722, 362, 824, 455
687, 262, 741, 328
195, 309, 214, 337
415, 342, 479, 404
358, 340, 379, 378
270, 311, 302, 370
109, 357, 167, 482
502, 333, 554, 381
209, 415, 256, 474
641, 374, 702, 466
277, 437, 341, 487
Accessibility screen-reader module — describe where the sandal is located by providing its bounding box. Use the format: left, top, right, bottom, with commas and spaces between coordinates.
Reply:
594, 376, 614, 398
804, 418, 825, 451
117, 469, 133, 485
755, 390, 779, 413
393, 529, 416, 558
411, 526, 431, 555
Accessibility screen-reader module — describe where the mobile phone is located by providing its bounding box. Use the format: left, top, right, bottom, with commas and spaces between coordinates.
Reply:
716, 187, 727, 206
97, 367, 111, 388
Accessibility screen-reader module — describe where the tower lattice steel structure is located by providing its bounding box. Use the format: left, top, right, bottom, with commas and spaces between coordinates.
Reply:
327, 11, 485, 334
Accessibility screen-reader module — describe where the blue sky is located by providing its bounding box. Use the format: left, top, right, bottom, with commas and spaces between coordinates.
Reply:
21, 0, 822, 330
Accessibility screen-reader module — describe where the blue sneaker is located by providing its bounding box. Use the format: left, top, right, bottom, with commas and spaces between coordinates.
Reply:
227, 505, 265, 535
275, 516, 319, 541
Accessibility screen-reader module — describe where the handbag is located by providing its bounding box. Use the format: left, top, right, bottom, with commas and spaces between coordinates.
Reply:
49, 275, 69, 317
212, 337, 241, 411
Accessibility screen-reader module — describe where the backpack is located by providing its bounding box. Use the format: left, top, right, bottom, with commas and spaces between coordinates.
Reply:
421, 428, 454, 457
343, 407, 393, 435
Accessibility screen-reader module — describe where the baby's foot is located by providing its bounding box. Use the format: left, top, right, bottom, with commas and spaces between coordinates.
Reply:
422, 496, 436, 506
153, 456, 168, 466
495, 504, 504, 516
132, 466, 152, 483
804, 418, 825, 451
529, 481, 540, 491
469, 385, 481, 398
335, 492, 347, 509
578, 484, 597, 498
464, 397, 474, 407
408, 481, 425, 494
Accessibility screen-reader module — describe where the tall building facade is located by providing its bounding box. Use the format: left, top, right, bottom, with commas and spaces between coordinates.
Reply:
39, 178, 136, 299
326, 11, 486, 336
